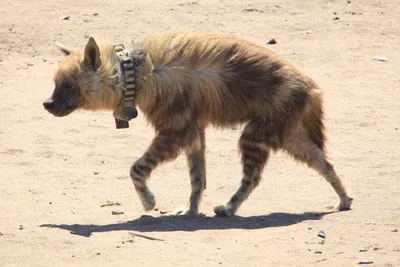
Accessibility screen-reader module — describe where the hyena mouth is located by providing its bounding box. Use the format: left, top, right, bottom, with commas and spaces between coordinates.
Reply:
59, 104, 79, 116
47, 103, 79, 117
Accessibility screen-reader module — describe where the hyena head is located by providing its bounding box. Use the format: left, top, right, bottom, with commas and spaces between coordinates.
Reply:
43, 37, 121, 117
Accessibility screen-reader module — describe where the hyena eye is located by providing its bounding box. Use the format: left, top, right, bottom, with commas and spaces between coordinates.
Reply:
63, 81, 75, 89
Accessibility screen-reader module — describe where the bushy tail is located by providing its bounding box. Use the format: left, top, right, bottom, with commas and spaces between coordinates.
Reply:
303, 91, 326, 151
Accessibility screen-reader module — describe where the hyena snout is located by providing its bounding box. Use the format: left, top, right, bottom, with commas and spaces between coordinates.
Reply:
43, 82, 82, 116
42, 93, 79, 117
43, 98, 55, 110
42, 97, 64, 116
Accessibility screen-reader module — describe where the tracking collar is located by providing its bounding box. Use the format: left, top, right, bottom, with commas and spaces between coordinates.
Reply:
114, 45, 144, 129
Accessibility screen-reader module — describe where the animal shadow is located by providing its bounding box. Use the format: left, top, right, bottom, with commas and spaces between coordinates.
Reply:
40, 211, 334, 237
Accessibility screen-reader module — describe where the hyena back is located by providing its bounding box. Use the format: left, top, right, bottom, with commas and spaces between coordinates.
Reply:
44, 32, 353, 217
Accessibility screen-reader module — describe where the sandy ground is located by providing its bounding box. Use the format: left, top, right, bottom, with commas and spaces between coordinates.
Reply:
0, 0, 399, 266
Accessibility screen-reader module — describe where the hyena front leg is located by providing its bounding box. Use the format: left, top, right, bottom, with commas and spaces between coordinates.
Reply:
131, 125, 199, 212
172, 129, 206, 216
214, 119, 270, 217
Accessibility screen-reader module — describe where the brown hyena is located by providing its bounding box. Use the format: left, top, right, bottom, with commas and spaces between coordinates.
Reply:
43, 32, 353, 217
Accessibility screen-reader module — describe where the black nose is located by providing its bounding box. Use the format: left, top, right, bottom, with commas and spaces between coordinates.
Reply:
43, 99, 54, 110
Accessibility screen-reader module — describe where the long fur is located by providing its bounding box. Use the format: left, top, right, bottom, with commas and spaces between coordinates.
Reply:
47, 32, 353, 216
137, 33, 320, 133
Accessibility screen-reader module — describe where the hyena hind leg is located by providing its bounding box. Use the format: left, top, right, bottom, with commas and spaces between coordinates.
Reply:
283, 130, 353, 211
214, 119, 270, 217
171, 129, 206, 217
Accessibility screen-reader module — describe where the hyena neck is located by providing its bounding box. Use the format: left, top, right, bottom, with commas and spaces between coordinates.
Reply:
111, 47, 147, 121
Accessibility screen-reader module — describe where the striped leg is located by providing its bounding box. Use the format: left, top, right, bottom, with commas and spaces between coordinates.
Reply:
214, 119, 270, 217
283, 129, 353, 211
130, 126, 199, 211
172, 129, 206, 216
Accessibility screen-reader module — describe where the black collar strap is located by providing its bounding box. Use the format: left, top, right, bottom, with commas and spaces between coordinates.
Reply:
114, 45, 139, 129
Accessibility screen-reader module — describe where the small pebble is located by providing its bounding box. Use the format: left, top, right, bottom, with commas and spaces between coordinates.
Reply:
391, 228, 398, 232
71, 210, 76, 214
318, 230, 326, 238
307, 30, 313, 34
59, 16, 70, 20
314, 250, 322, 254
96, 252, 101, 255
94, 172, 99, 175
100, 201, 121, 207
373, 56, 388, 62
111, 211, 124, 215
19, 225, 24, 230
267, 38, 277, 45
333, 16, 340, 20
359, 248, 368, 252
359, 260, 373, 264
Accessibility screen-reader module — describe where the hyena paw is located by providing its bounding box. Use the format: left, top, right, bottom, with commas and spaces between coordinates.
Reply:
337, 196, 353, 211
214, 204, 236, 217
171, 207, 199, 217
138, 190, 156, 211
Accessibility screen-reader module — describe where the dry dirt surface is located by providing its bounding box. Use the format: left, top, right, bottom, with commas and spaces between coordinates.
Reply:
0, 0, 399, 266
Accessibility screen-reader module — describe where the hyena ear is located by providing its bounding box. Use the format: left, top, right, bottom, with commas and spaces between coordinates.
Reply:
84, 37, 102, 71
54, 41, 72, 56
